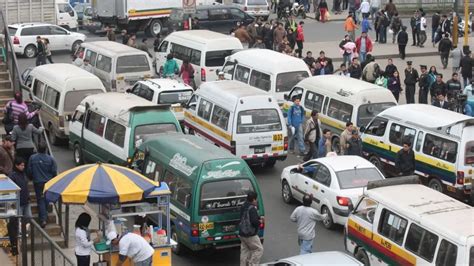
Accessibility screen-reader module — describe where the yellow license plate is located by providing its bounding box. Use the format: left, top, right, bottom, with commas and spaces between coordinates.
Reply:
272, 146, 284, 152
273, 134, 283, 141
173, 107, 183, 112
199, 222, 214, 230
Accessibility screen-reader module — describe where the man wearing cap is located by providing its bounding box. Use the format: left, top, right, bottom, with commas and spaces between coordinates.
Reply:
404, 61, 419, 103
418, 65, 430, 104
346, 129, 363, 156
217, 71, 225, 81
0, 135, 14, 175
107, 231, 155, 266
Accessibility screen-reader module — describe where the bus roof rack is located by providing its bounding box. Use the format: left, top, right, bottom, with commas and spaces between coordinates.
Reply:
367, 176, 420, 190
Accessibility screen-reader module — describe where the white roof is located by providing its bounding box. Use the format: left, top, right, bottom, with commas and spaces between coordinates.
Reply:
141, 78, 193, 92
366, 184, 474, 244
298, 75, 388, 94
30, 64, 104, 91
9, 22, 52, 28
276, 251, 362, 265
81, 41, 148, 57
82, 93, 158, 125
378, 104, 474, 129
314, 155, 376, 172
167, 30, 243, 51
228, 49, 310, 74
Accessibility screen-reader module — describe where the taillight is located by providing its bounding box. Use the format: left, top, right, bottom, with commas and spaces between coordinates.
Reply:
191, 223, 199, 237
337, 196, 350, 206
284, 136, 288, 151
183, 20, 189, 30
59, 116, 64, 127
457, 171, 465, 185
466, 156, 474, 164
201, 68, 206, 81
111, 79, 117, 91
13, 36, 19, 45
230, 140, 236, 155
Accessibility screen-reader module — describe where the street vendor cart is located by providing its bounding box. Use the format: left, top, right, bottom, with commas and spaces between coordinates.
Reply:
0, 174, 20, 246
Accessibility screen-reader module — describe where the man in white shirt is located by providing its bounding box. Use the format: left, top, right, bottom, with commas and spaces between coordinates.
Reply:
107, 231, 155, 266
80, 59, 93, 73
358, 0, 370, 19
419, 11, 427, 47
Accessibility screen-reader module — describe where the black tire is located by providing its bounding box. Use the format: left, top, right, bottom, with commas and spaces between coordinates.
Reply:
281, 180, 295, 204
264, 158, 277, 168
171, 226, 183, 255
24, 44, 37, 58
369, 155, 384, 175
73, 143, 84, 166
355, 248, 370, 266
148, 19, 163, 37
48, 124, 59, 146
321, 206, 335, 230
428, 178, 444, 193
72, 40, 82, 53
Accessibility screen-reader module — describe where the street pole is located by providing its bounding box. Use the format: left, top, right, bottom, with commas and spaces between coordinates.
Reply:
464, 0, 470, 51
453, 12, 459, 47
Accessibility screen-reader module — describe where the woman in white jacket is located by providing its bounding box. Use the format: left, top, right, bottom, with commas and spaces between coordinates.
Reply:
75, 213, 99, 266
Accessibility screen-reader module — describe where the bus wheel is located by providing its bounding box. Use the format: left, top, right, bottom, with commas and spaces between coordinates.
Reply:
355, 248, 370, 266
171, 227, 182, 255
428, 178, 444, 193
73, 143, 84, 166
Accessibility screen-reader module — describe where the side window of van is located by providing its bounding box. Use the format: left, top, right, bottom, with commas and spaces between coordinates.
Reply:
175, 177, 192, 208
187, 94, 199, 111
378, 209, 408, 245
44, 86, 60, 109
364, 117, 388, 137
327, 99, 353, 123
163, 171, 179, 193
96, 54, 112, 73
158, 41, 168, 53
389, 123, 416, 147
104, 119, 126, 147
249, 70, 271, 92
171, 44, 201, 66
85, 50, 98, 66
230, 8, 245, 19
422, 134, 458, 163
235, 65, 250, 83
72, 110, 84, 123
415, 131, 424, 152
435, 239, 457, 266
211, 105, 230, 131
33, 80, 45, 98
222, 61, 236, 77
209, 8, 231, 20
304, 91, 324, 112
197, 99, 213, 121
404, 223, 439, 262
85, 111, 106, 136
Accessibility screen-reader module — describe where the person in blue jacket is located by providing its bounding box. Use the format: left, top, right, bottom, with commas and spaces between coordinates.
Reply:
287, 96, 306, 156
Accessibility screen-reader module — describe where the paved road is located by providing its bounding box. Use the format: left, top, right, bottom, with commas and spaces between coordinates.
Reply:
15, 22, 455, 264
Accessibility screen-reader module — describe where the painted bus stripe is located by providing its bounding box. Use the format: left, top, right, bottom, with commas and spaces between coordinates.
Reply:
184, 111, 232, 141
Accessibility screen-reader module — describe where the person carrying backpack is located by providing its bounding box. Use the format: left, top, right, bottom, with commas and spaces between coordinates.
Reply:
239, 191, 263, 266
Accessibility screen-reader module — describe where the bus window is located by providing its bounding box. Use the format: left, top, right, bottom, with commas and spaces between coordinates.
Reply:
404, 223, 438, 262
378, 209, 408, 245
435, 239, 457, 266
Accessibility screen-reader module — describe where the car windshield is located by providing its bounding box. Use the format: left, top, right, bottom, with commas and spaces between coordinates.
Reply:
276, 71, 309, 93
205, 50, 234, 67
158, 90, 193, 104
357, 102, 396, 128
64, 90, 104, 113
248, 0, 267, 5
237, 109, 282, 134
336, 168, 383, 189
200, 179, 255, 215
134, 123, 178, 148
8, 27, 17, 36
116, 55, 150, 74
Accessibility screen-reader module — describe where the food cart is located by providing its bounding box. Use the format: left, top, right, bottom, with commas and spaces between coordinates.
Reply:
0, 174, 20, 247
43, 163, 174, 266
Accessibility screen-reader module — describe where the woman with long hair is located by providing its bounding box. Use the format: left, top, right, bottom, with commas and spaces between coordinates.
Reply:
179, 58, 195, 88
44, 38, 53, 64
11, 113, 44, 163
318, 0, 329, 23
388, 70, 402, 102
75, 213, 99, 266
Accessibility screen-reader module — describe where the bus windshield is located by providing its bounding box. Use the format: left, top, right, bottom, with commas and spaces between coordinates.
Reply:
357, 102, 396, 127
237, 109, 282, 134
199, 179, 255, 215
158, 90, 193, 104
134, 123, 178, 148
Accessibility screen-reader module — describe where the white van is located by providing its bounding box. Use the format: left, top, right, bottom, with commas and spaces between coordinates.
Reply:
74, 41, 153, 93
21, 63, 106, 145
184, 80, 288, 166
345, 177, 474, 266
156, 30, 243, 87
283, 75, 397, 152
222, 49, 311, 103
128, 78, 194, 123
361, 104, 474, 202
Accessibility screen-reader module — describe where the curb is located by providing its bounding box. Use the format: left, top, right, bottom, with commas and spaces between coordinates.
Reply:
305, 14, 413, 22
330, 50, 439, 62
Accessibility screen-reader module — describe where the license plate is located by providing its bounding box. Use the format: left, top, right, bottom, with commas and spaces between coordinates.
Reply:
222, 225, 236, 232
272, 146, 284, 152
173, 107, 183, 112
199, 222, 214, 230
255, 8, 260, 11
255, 147, 265, 154
273, 134, 283, 141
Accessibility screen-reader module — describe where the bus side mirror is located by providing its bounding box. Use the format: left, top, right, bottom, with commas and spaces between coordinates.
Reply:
359, 126, 366, 133
347, 200, 354, 213
284, 94, 289, 101
187, 102, 196, 109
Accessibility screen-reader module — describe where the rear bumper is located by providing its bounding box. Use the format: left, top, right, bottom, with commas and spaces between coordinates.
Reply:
244, 155, 287, 165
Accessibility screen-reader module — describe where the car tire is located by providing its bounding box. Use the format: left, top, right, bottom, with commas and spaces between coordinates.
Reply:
73, 143, 84, 166
355, 248, 370, 266
428, 178, 444, 193
321, 206, 335, 230
369, 156, 384, 176
71, 40, 83, 53
148, 19, 163, 37
264, 159, 277, 168
281, 180, 295, 204
171, 226, 183, 255
48, 124, 59, 146
24, 44, 37, 58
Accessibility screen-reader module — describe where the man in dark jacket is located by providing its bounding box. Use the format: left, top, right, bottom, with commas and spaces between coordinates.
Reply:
431, 11, 441, 47
410, 10, 420, 46
404, 61, 419, 103
433, 92, 450, 109
446, 72, 462, 100
384, 58, 398, 78
418, 65, 430, 104
395, 141, 415, 176
0, 135, 14, 175
438, 33, 453, 69
460, 50, 473, 88
397, 26, 409, 59
346, 130, 363, 156
239, 191, 263, 266
348, 57, 362, 79
35, 36, 46, 66
430, 73, 447, 102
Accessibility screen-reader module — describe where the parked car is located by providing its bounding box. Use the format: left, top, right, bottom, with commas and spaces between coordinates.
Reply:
280, 156, 385, 229
166, 5, 254, 34
9, 22, 85, 58
263, 251, 363, 266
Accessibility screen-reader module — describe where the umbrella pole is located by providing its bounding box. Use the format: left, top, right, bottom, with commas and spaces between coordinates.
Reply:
65, 204, 70, 248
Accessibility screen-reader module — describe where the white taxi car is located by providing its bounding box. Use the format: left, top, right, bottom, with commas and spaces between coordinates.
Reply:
263, 251, 363, 266
128, 78, 194, 124
280, 156, 385, 229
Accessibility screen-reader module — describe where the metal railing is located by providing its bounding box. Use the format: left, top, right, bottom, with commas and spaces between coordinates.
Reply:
20, 217, 74, 266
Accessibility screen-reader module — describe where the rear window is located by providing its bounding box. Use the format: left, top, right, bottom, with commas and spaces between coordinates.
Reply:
466, 141, 474, 165
116, 55, 150, 74
276, 71, 309, 93
64, 89, 104, 112
205, 50, 234, 67
336, 168, 384, 189
237, 109, 282, 134
8, 27, 17, 36
134, 123, 178, 148
200, 179, 255, 215
248, 0, 267, 5
158, 90, 193, 104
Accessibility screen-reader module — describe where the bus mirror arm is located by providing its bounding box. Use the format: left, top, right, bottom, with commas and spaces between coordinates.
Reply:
347, 200, 354, 213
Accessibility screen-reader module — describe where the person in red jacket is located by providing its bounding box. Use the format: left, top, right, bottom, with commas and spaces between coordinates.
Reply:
295, 21, 305, 58
355, 31, 373, 63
